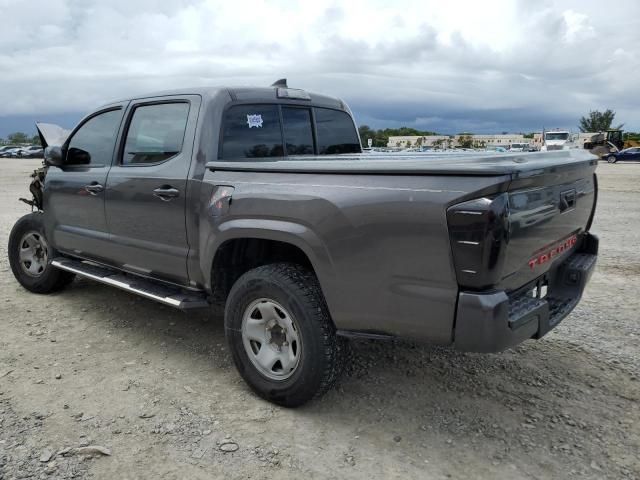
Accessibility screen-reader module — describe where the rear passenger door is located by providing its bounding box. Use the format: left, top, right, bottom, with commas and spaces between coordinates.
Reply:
103, 96, 200, 285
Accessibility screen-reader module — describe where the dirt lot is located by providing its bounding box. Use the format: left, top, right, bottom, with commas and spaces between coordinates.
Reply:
0, 158, 638, 480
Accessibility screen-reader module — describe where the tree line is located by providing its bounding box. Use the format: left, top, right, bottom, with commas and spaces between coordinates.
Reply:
0, 132, 40, 145
357, 126, 538, 148
357, 126, 440, 147
358, 110, 638, 148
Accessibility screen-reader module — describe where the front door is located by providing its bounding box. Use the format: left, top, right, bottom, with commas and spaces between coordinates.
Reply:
103, 96, 200, 285
44, 105, 126, 261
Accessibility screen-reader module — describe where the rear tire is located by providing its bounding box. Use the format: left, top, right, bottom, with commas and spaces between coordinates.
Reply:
225, 263, 346, 407
8, 213, 75, 293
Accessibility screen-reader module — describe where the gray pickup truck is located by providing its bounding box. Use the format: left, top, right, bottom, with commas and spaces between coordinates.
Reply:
8, 81, 598, 406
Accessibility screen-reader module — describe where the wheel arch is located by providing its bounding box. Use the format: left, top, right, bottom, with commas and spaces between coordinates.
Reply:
203, 219, 336, 314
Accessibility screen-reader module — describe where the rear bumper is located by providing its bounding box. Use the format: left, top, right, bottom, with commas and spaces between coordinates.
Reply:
453, 233, 598, 353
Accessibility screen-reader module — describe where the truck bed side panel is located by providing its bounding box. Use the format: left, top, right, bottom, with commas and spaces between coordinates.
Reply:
200, 170, 509, 344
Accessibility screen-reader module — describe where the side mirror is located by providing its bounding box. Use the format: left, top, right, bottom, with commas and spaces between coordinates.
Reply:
67, 147, 91, 165
44, 146, 64, 166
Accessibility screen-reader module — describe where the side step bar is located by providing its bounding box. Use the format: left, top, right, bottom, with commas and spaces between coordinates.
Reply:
51, 258, 209, 310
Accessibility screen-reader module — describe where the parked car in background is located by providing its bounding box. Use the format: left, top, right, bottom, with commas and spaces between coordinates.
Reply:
2, 145, 44, 158
0, 146, 19, 157
508, 142, 528, 152
18, 146, 44, 158
3, 147, 26, 158
604, 147, 640, 163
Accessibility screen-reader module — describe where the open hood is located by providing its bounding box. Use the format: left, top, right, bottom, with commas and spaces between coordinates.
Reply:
36, 122, 71, 148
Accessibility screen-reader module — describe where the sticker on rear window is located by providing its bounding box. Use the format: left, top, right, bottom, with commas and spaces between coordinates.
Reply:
246, 114, 263, 129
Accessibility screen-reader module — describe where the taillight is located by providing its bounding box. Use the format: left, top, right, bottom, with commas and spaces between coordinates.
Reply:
446, 193, 510, 290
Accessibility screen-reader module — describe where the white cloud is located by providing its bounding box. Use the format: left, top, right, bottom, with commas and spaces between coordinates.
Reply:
0, 0, 638, 131
562, 10, 595, 42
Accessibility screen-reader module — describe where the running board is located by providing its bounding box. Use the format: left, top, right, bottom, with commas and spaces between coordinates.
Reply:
51, 258, 209, 310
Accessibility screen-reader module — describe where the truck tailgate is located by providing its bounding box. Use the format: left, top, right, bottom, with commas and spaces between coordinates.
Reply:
500, 159, 597, 291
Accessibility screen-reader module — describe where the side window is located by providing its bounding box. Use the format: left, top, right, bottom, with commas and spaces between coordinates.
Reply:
315, 108, 361, 155
122, 103, 190, 165
282, 107, 313, 155
221, 105, 283, 159
66, 109, 122, 166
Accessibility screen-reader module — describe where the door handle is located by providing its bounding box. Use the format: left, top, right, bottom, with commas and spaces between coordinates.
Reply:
84, 182, 104, 195
153, 186, 180, 201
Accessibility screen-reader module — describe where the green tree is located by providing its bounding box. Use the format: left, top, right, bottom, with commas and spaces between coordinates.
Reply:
523, 132, 535, 139
358, 125, 375, 147
578, 110, 623, 132
31, 134, 41, 145
7, 132, 30, 144
457, 134, 474, 148
355, 126, 440, 148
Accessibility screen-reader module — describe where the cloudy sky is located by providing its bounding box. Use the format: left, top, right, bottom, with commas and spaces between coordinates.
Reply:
1, 0, 639, 137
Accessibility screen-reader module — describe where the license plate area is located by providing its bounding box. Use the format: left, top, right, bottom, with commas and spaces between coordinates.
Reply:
530, 279, 548, 299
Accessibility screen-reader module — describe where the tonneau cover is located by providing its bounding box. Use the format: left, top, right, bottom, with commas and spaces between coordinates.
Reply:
207, 150, 597, 176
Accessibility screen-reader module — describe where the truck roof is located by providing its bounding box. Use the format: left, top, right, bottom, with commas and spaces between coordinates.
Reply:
101, 86, 346, 111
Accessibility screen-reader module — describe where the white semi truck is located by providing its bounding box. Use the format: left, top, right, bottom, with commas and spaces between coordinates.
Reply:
541, 130, 580, 151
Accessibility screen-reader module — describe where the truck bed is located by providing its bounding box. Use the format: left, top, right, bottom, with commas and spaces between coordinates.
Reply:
204, 146, 598, 345
207, 149, 597, 176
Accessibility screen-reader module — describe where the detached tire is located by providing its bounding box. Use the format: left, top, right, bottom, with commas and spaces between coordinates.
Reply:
8, 213, 74, 293
225, 263, 346, 407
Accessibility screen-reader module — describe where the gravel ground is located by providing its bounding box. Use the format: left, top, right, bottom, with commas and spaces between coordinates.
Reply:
0, 158, 638, 480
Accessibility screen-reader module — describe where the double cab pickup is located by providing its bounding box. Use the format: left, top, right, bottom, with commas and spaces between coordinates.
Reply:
9, 81, 598, 406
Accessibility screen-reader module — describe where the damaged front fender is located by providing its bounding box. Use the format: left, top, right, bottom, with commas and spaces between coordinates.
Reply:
20, 122, 71, 211
19, 166, 47, 211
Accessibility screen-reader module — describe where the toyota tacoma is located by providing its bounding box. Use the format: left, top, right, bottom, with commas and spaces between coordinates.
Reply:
8, 81, 598, 406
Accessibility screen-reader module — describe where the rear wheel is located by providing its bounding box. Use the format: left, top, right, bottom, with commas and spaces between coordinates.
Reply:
8, 213, 75, 293
225, 263, 346, 407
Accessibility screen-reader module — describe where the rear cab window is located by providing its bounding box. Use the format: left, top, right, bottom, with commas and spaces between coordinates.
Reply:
220, 103, 360, 160
221, 105, 283, 159
314, 108, 360, 154
282, 107, 314, 155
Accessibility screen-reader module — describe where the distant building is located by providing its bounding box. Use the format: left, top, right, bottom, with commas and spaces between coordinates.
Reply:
387, 134, 526, 149
467, 134, 526, 147
386, 135, 451, 148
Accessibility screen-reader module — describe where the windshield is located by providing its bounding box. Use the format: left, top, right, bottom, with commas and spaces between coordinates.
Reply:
510, 143, 526, 148
545, 132, 569, 141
